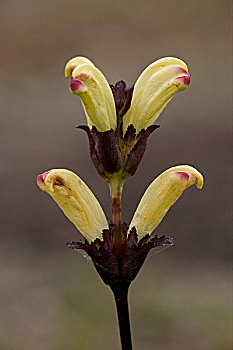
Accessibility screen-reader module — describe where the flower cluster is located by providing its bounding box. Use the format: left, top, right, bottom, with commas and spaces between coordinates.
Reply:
37, 56, 203, 286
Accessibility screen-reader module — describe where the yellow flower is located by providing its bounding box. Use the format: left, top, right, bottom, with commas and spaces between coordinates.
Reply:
123, 57, 190, 134
129, 165, 203, 240
65, 56, 190, 135
37, 169, 108, 243
65, 57, 117, 132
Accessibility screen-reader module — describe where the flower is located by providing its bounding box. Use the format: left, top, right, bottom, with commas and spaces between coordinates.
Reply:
129, 165, 203, 240
37, 169, 108, 243
37, 56, 204, 350
65, 57, 117, 132
65, 56, 190, 135
123, 57, 190, 134
65, 57, 191, 180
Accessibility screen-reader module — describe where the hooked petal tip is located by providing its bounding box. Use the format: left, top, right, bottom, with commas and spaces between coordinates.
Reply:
195, 173, 204, 189
173, 171, 203, 189
65, 56, 95, 79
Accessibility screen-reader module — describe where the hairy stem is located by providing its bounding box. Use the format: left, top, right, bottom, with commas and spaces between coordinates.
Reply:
111, 283, 132, 350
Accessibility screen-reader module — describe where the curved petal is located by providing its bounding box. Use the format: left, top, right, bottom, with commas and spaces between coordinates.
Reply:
65, 57, 95, 78
65, 56, 117, 132
37, 169, 108, 243
129, 165, 203, 239
123, 57, 190, 134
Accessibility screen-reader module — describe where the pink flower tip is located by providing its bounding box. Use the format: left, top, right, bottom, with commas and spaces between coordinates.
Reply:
37, 171, 49, 190
174, 171, 190, 180
70, 77, 87, 92
174, 73, 191, 87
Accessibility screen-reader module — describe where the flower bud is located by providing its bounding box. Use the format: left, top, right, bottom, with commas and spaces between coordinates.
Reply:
65, 56, 117, 132
123, 57, 190, 134
129, 165, 203, 239
37, 169, 108, 243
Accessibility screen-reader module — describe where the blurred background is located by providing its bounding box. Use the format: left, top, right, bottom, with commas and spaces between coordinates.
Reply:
0, 0, 232, 349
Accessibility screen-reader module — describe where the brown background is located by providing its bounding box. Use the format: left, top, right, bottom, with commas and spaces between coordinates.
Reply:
0, 0, 232, 349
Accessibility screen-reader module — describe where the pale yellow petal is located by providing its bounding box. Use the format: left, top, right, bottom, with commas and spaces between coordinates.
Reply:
37, 169, 108, 243
129, 165, 203, 239
123, 57, 190, 134
65, 57, 117, 131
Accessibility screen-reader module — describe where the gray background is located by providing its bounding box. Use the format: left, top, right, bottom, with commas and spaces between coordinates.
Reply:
1, 0, 232, 349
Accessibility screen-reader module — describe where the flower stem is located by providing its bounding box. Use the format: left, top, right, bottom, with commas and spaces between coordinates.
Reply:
109, 176, 124, 253
111, 282, 132, 350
